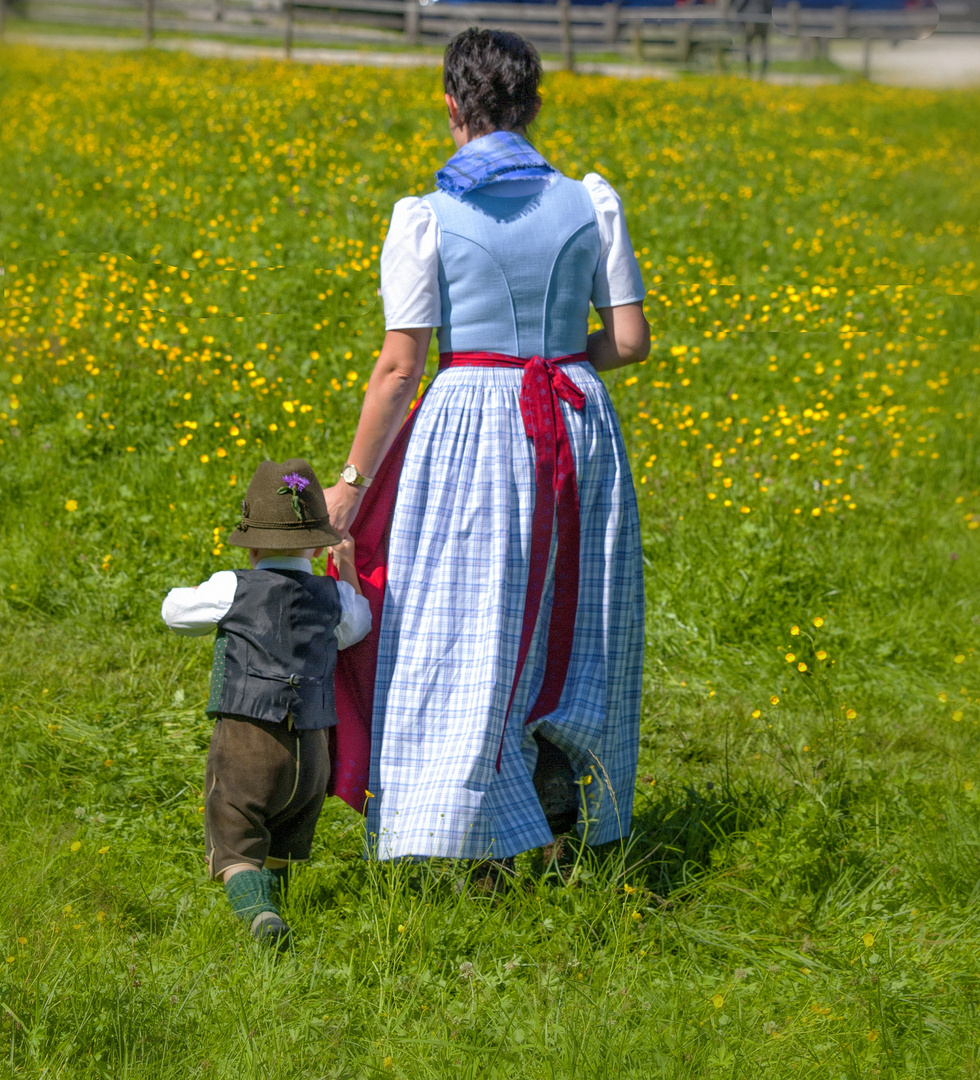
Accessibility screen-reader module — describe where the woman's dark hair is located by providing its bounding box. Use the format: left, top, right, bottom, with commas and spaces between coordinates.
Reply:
443, 29, 542, 136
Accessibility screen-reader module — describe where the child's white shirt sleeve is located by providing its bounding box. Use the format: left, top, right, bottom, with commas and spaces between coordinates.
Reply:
161, 570, 239, 636
335, 580, 372, 650
162, 570, 371, 647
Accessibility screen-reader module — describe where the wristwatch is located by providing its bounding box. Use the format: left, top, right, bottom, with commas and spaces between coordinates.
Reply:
341, 463, 373, 488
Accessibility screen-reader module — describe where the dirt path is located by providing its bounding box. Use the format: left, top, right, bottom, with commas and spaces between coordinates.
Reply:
830, 34, 980, 87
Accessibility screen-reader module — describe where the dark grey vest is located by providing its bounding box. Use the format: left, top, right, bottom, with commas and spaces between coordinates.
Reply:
206, 568, 340, 729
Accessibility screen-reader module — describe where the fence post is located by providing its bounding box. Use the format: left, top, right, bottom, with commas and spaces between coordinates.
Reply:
405, 0, 419, 46
284, 0, 294, 58
862, 36, 872, 78
831, 4, 848, 37
631, 20, 643, 62
144, 0, 155, 46
558, 0, 574, 71
215, 0, 225, 22
715, 0, 729, 71
784, 0, 805, 56
602, 2, 619, 49
676, 19, 691, 62
786, 0, 811, 59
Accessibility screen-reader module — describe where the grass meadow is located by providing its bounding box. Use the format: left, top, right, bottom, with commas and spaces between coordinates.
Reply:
1, 43, 979, 1078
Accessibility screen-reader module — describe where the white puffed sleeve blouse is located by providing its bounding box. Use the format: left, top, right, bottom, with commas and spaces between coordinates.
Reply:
379, 173, 646, 331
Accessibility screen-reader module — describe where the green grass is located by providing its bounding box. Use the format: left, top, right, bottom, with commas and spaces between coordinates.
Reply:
1, 43, 980, 1078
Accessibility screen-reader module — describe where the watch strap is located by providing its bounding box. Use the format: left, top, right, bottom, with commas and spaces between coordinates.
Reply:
342, 463, 373, 488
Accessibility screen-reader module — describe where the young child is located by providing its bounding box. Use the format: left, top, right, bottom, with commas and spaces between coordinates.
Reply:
161, 458, 370, 947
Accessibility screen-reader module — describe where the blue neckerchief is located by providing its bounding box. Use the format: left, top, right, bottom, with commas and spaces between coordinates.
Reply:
435, 130, 556, 197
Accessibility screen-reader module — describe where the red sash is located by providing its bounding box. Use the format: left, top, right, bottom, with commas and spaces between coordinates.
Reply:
328, 351, 587, 812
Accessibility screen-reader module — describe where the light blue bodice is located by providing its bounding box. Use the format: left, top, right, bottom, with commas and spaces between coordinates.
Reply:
423, 175, 600, 359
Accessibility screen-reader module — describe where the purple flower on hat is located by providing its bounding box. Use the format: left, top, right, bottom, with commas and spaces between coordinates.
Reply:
280, 472, 310, 493
277, 472, 311, 520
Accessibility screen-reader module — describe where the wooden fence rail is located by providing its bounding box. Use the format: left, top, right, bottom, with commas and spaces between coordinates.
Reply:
1, 0, 962, 67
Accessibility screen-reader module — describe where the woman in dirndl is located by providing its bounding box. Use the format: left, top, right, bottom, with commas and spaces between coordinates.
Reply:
323, 28, 650, 863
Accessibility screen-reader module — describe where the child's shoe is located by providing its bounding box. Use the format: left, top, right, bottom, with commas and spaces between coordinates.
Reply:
225, 867, 292, 950
249, 910, 292, 949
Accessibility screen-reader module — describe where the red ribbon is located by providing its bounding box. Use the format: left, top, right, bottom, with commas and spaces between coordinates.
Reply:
327, 351, 587, 811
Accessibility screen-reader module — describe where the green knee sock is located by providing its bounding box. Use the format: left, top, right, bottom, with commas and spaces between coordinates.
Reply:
224, 868, 279, 922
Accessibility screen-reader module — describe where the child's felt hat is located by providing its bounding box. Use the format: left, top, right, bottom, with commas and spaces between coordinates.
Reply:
229, 458, 342, 549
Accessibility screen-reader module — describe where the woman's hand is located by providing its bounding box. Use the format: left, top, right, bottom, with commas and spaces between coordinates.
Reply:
323, 480, 364, 538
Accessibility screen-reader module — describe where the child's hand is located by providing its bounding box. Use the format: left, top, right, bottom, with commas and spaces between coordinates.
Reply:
330, 537, 360, 596
328, 537, 356, 569
328, 538, 361, 594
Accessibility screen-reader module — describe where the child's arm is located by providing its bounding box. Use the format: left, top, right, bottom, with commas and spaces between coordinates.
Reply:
161, 570, 239, 636
328, 539, 361, 594
328, 539, 372, 649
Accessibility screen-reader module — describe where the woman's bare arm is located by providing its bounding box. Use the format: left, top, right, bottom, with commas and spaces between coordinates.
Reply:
323, 327, 432, 536
586, 302, 650, 372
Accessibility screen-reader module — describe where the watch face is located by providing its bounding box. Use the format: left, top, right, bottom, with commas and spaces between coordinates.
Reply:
342, 464, 358, 484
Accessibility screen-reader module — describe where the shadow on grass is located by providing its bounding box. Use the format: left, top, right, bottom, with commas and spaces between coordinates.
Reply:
618, 779, 775, 897
294, 780, 778, 915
